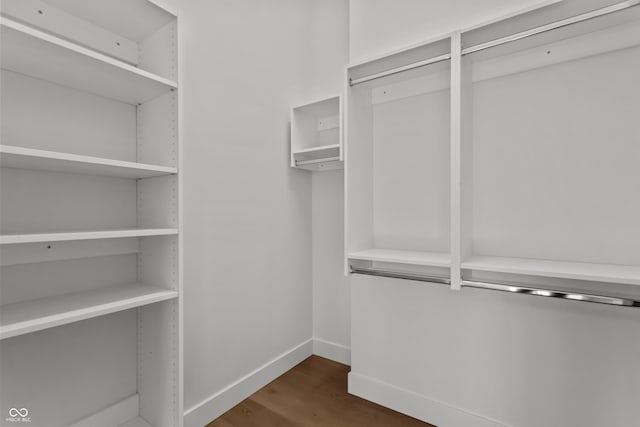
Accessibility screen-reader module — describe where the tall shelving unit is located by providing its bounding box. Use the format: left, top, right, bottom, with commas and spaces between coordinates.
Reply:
346, 0, 640, 298
0, 0, 182, 425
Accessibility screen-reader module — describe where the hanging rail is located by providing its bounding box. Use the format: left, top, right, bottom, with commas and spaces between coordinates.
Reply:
350, 266, 451, 285
295, 156, 340, 166
348, 1, 639, 87
462, 280, 640, 308
349, 267, 640, 308
349, 53, 451, 87
462, 0, 640, 55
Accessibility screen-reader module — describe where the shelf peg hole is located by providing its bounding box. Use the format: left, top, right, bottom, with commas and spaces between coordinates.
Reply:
38, 9, 43, 14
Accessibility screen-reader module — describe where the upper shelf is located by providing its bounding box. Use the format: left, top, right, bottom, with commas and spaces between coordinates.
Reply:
0, 282, 178, 340
349, 248, 451, 268
462, 256, 640, 286
0, 17, 177, 104
0, 145, 177, 178
0, 228, 179, 245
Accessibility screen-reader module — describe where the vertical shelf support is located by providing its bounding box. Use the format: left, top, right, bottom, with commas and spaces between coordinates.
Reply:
450, 33, 463, 290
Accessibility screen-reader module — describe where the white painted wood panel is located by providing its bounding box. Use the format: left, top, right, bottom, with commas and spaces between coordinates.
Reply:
0, 253, 137, 305
0, 282, 178, 339
0, 312, 137, 426
0, 228, 178, 245
1, 0, 139, 64
373, 86, 450, 252
1, 17, 177, 104
349, 248, 451, 267
1, 70, 137, 161
0, 168, 137, 233
472, 45, 640, 267
0, 145, 177, 179
463, 256, 640, 286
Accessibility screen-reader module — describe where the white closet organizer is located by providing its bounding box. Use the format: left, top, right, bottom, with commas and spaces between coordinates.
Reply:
0, 0, 182, 426
347, 0, 640, 304
458, 0, 640, 293
291, 96, 343, 171
346, 39, 452, 278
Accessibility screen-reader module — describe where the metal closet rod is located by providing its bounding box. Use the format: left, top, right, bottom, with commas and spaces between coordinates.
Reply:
350, 267, 640, 308
349, 53, 451, 87
295, 156, 340, 166
349, 0, 639, 87
350, 266, 451, 285
461, 0, 640, 55
462, 280, 640, 308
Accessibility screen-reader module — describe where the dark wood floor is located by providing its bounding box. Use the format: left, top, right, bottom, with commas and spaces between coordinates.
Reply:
207, 355, 435, 427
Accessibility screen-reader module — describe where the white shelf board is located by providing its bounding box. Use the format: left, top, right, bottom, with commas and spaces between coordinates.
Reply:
349, 248, 451, 268
0, 145, 177, 178
295, 159, 344, 172
463, 256, 640, 286
119, 416, 154, 427
292, 144, 341, 155
0, 228, 179, 245
0, 17, 177, 104
0, 283, 178, 340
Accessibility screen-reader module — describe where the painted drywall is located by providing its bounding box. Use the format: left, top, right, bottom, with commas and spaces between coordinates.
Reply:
307, 0, 351, 365
179, 0, 313, 422
179, 0, 351, 424
348, 1, 640, 427
312, 170, 350, 363
349, 0, 557, 64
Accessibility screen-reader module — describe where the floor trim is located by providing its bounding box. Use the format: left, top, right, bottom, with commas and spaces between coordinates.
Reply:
312, 338, 351, 365
348, 372, 510, 427
183, 339, 313, 427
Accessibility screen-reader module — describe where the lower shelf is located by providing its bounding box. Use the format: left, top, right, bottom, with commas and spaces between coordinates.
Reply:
68, 394, 153, 427
462, 256, 640, 286
348, 248, 451, 268
0, 283, 178, 340
120, 417, 154, 427
0, 227, 179, 245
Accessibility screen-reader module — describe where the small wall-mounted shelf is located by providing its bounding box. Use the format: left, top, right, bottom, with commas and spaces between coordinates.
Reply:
349, 248, 451, 268
0, 145, 177, 178
0, 17, 177, 104
0, 283, 178, 340
0, 228, 179, 245
291, 95, 343, 171
462, 256, 640, 287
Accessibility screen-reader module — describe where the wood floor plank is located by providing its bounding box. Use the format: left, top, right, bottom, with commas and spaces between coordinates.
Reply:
207, 355, 435, 427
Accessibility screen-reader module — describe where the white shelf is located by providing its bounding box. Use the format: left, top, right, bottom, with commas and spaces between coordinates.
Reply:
0, 145, 177, 179
0, 228, 179, 245
0, 283, 178, 340
0, 17, 177, 104
462, 256, 640, 286
349, 248, 451, 268
119, 416, 154, 427
293, 143, 341, 155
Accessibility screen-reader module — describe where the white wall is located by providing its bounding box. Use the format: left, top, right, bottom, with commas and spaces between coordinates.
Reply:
179, 0, 350, 425
349, 0, 557, 64
348, 2, 640, 427
307, 0, 352, 365
180, 0, 313, 424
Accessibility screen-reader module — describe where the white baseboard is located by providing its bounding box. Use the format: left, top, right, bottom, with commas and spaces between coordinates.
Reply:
312, 338, 351, 365
69, 394, 139, 427
183, 338, 313, 427
348, 372, 510, 427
